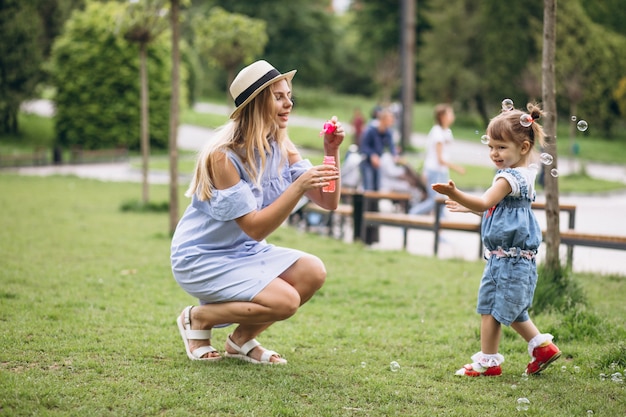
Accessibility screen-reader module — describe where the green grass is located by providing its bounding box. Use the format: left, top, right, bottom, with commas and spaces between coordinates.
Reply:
1, 174, 625, 416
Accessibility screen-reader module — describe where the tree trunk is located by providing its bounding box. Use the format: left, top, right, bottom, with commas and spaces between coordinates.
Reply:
541, 0, 561, 270
400, 0, 415, 151
140, 42, 150, 204
168, 0, 181, 235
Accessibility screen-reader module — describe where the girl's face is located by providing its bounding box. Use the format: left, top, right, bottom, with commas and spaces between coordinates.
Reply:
441, 108, 455, 128
271, 80, 293, 129
487, 136, 530, 169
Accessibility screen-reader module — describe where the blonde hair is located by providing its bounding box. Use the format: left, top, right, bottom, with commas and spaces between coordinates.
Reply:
486, 102, 546, 150
186, 81, 295, 201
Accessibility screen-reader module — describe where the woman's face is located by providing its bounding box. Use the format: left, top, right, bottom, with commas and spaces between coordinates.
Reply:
271, 80, 293, 129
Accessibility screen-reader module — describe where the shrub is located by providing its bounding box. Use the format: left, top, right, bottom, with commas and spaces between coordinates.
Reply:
50, 2, 173, 151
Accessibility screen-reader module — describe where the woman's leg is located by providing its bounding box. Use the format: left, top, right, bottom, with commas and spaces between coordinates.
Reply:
189, 254, 326, 362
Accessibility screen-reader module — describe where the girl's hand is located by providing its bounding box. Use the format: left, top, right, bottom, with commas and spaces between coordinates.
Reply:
321, 116, 345, 150
431, 179, 456, 196
445, 199, 471, 213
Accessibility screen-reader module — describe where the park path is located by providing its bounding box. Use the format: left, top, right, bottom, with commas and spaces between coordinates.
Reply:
15, 100, 626, 275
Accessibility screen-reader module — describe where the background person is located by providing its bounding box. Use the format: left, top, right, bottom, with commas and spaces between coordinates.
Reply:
358, 108, 396, 243
410, 104, 465, 216
171, 60, 344, 364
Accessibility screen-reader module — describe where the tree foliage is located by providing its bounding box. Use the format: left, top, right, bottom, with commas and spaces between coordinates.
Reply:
553, 1, 626, 137
192, 7, 267, 103
417, 0, 626, 135
50, 1, 174, 150
188, 0, 337, 89
0, 0, 44, 134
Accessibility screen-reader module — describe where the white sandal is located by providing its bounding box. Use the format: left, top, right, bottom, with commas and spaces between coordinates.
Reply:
176, 306, 221, 361
224, 335, 287, 365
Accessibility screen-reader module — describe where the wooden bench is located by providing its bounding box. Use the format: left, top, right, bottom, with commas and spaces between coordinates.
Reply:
296, 189, 626, 264
362, 210, 482, 256
0, 148, 49, 168
553, 231, 626, 251
70, 147, 129, 164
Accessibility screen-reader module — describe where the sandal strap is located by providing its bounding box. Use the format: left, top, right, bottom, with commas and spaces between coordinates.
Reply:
191, 345, 218, 359
238, 339, 260, 356
260, 349, 280, 363
226, 336, 260, 356
186, 329, 212, 340
183, 306, 212, 340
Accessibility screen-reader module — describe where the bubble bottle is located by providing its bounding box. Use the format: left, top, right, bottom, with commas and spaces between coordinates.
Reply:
322, 155, 336, 192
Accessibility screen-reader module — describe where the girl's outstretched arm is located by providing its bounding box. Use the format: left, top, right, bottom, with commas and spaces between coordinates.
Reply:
432, 178, 512, 213
444, 199, 482, 216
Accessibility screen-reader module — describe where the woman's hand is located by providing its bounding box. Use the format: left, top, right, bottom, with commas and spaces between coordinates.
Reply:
298, 164, 340, 192
321, 116, 345, 150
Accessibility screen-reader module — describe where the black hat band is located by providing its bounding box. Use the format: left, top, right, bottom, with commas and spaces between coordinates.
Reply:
234, 69, 281, 107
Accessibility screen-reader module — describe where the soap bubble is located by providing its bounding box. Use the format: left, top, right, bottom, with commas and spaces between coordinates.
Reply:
480, 134, 490, 144
587, 410, 594, 415
571, 115, 577, 122
390, 361, 400, 372
574, 366, 581, 373
611, 372, 623, 383
511, 384, 518, 390
528, 163, 539, 172
520, 113, 533, 127
550, 168, 559, 178
361, 362, 366, 368
516, 397, 530, 411
599, 373, 607, 380
577, 120, 588, 131
502, 98, 514, 111
539, 153, 553, 165
561, 365, 567, 372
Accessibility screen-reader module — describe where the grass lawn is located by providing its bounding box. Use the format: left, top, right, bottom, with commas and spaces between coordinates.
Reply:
1, 174, 625, 416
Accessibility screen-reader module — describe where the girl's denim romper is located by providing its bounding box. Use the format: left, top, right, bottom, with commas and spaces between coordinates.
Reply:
476, 168, 542, 326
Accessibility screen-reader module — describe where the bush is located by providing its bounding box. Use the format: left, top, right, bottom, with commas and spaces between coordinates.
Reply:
50, 2, 173, 151
533, 263, 586, 314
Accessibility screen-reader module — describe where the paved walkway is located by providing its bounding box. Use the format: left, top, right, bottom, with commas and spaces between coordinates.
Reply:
14, 100, 626, 275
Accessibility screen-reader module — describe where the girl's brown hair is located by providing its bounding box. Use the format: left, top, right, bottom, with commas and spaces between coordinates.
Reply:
434, 103, 453, 126
486, 102, 546, 150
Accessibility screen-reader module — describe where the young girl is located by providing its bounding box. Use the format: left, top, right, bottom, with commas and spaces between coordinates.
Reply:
410, 104, 465, 215
171, 60, 344, 364
432, 103, 561, 376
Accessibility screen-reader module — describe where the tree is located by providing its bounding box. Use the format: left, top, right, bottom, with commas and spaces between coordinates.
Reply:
541, 0, 560, 272
192, 0, 337, 88
0, 0, 43, 134
418, 0, 482, 111
192, 7, 267, 107
51, 2, 173, 152
121, 0, 170, 204
168, 0, 189, 235
614, 77, 626, 120
553, 1, 626, 138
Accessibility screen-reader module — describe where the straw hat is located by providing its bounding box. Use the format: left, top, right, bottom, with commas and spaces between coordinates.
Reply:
229, 60, 297, 119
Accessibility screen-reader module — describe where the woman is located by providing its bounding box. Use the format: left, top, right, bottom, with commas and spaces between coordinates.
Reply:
171, 60, 344, 364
